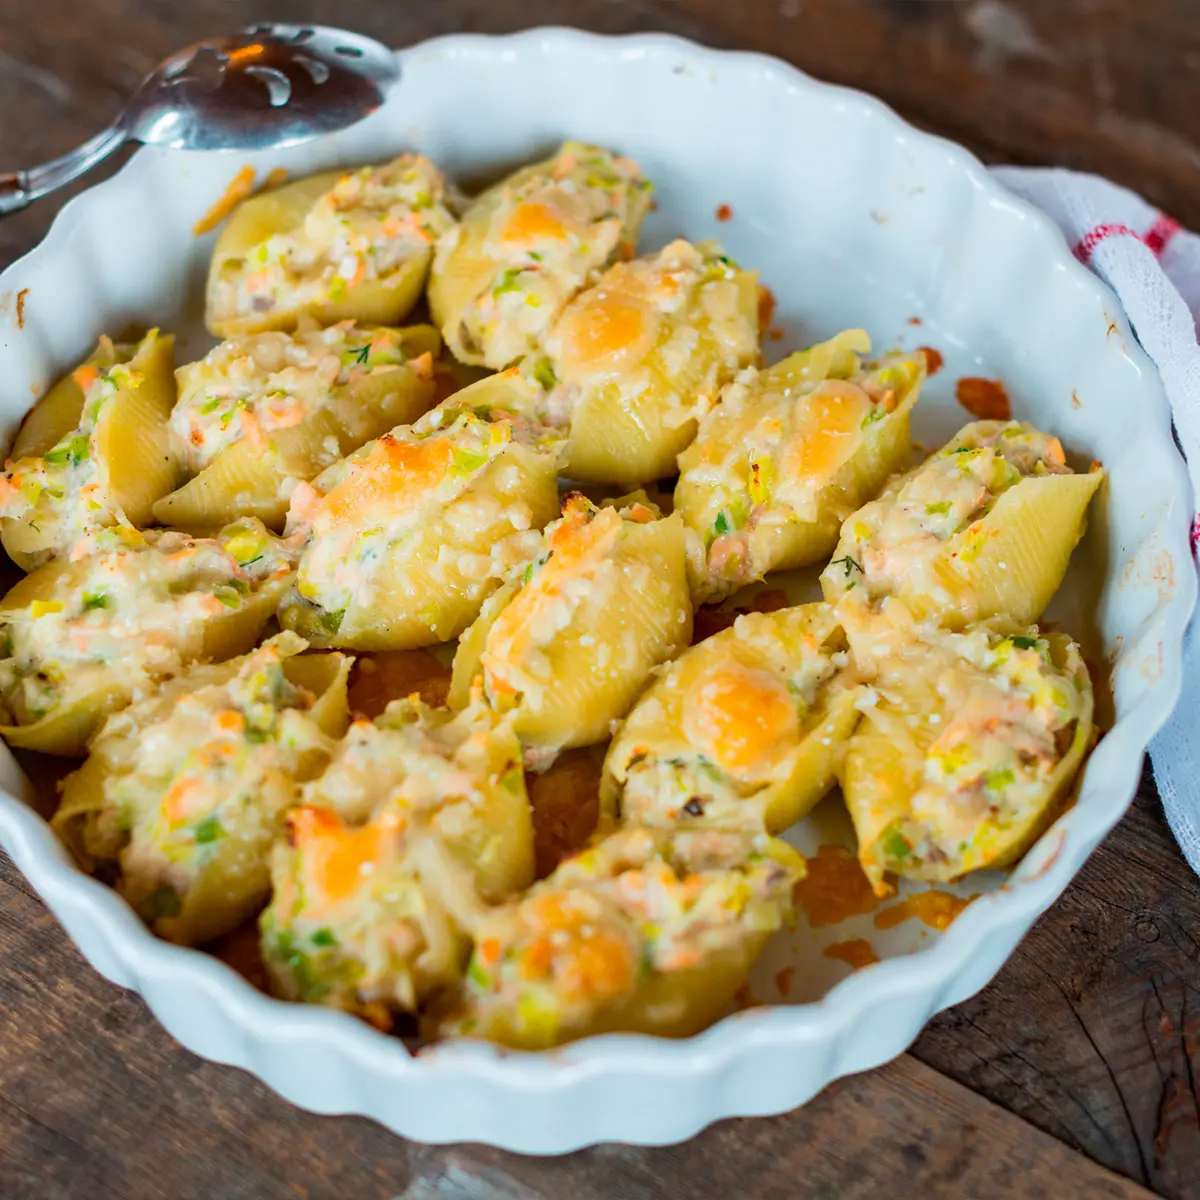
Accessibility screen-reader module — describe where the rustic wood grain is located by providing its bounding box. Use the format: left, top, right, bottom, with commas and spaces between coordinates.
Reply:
1, 0, 1199, 1196
0, 855, 1157, 1200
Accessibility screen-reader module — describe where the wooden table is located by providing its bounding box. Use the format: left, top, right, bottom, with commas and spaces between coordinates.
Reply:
1, 3, 1198, 1197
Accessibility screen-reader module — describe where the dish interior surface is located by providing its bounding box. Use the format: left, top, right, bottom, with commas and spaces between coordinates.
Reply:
0, 29, 1190, 1150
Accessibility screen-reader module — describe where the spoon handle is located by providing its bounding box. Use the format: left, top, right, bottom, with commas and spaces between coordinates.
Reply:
0, 126, 128, 216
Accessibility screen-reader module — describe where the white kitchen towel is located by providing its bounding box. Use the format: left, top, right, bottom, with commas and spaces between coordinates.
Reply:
992, 166, 1200, 873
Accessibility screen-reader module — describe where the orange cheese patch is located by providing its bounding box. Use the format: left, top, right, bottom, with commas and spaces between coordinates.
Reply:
289, 805, 384, 912
501, 200, 571, 246
785, 381, 871, 483
683, 662, 800, 774
555, 288, 657, 375
319, 434, 454, 525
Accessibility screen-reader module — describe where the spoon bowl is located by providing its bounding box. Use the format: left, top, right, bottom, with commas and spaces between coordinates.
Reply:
0, 23, 400, 214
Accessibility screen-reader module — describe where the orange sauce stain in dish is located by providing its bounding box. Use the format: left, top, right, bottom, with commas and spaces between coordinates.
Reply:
15, 288, 28, 329
716, 203, 734, 222
907, 315, 922, 326
263, 166, 290, 190
769, 327, 785, 341
873, 889, 974, 932
823, 939, 879, 969
193, 164, 257, 235
750, 588, 790, 613
757, 284, 776, 335
734, 982, 763, 1010
955, 376, 1011, 421
775, 966, 795, 997
917, 346, 944, 376
794, 844, 879, 928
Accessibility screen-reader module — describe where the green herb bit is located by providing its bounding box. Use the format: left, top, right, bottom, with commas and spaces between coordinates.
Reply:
532, 357, 558, 391
320, 608, 346, 635
82, 591, 110, 611
212, 585, 242, 609
349, 345, 371, 366
882, 828, 912, 864
312, 928, 338, 948
713, 510, 733, 538
1009, 635, 1041, 650
861, 406, 887, 429
925, 501, 951, 515
468, 956, 492, 990
830, 555, 864, 578
193, 814, 223, 845
492, 268, 526, 298
43, 435, 91, 467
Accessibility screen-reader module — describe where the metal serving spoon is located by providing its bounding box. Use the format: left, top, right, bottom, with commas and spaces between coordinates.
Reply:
0, 23, 400, 216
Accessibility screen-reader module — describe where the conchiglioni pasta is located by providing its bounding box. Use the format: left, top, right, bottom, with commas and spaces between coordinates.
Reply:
676, 332, 925, 602
529, 239, 760, 486
428, 825, 803, 1048
260, 697, 534, 1020
54, 634, 351, 946
206, 155, 457, 337
0, 330, 178, 570
602, 603, 859, 836
449, 494, 692, 765
278, 389, 564, 650
820, 421, 1104, 627
838, 598, 1093, 894
428, 141, 651, 369
154, 323, 441, 531
0, 519, 297, 757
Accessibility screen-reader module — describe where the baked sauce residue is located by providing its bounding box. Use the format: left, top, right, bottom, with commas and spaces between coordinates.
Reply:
917, 346, 944, 376
955, 376, 1011, 421
15, 288, 28, 329
769, 327, 785, 341
823, 939, 879, 969
873, 889, 974, 932
347, 649, 451, 718
907, 316, 922, 326
774, 966, 795, 997
757, 284, 776, 335
734, 982, 763, 1010
794, 843, 879, 928
716, 203, 734, 222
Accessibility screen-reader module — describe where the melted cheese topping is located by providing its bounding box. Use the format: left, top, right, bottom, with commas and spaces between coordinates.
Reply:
447, 826, 799, 1044
97, 640, 334, 925
0, 351, 142, 565
262, 700, 524, 1012
538, 240, 758, 432
845, 599, 1087, 876
213, 155, 456, 323
615, 610, 847, 831
0, 520, 296, 726
681, 345, 921, 594
823, 421, 1070, 601
172, 323, 432, 472
438, 144, 649, 368
290, 409, 550, 621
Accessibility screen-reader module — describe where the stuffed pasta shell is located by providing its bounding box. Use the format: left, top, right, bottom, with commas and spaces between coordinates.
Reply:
429, 141, 651, 369
261, 697, 535, 1019
0, 519, 297, 757
839, 599, 1093, 894
676, 332, 924, 602
428, 825, 803, 1048
154, 323, 441, 531
278, 392, 564, 650
206, 155, 456, 337
0, 330, 178, 570
602, 603, 859, 836
450, 494, 692, 766
530, 239, 760, 486
54, 634, 351, 945
821, 421, 1104, 627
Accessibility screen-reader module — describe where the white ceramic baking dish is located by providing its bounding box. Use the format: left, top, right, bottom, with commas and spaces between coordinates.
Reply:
0, 28, 1191, 1153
